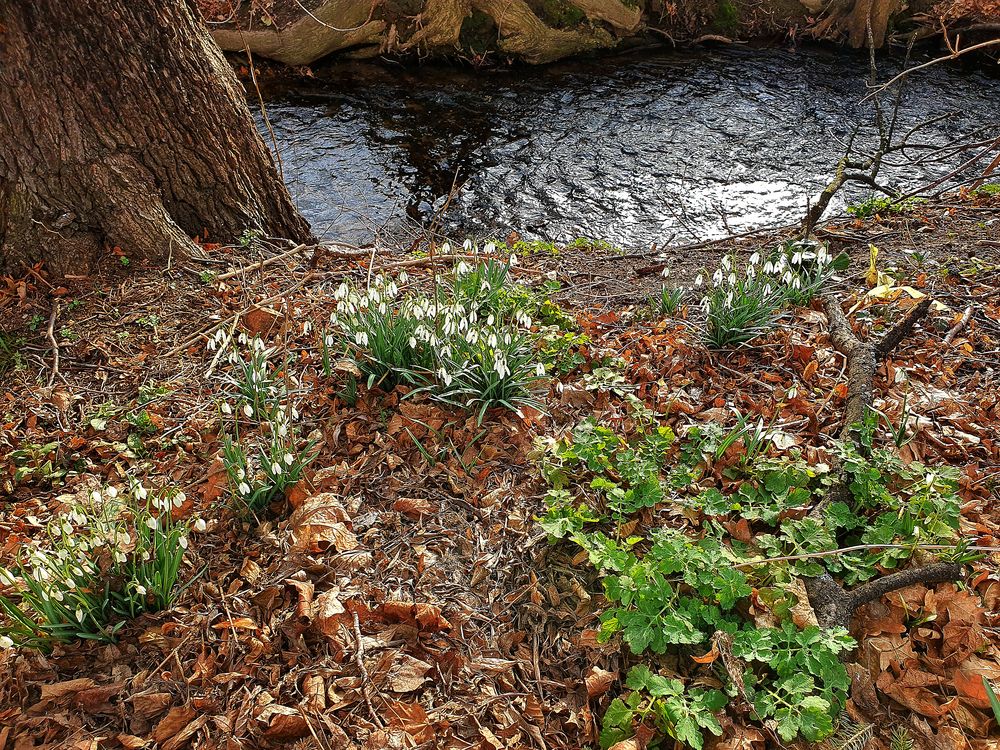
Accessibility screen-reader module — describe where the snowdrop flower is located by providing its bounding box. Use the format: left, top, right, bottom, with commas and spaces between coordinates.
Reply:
763, 261, 774, 274
694, 274, 705, 287
441, 242, 451, 254
398, 271, 409, 284
437, 367, 453, 387
792, 277, 802, 290
782, 271, 793, 285
509, 254, 518, 266
52, 589, 64, 602
791, 251, 803, 265
749, 252, 760, 266
660, 267, 671, 279
173, 491, 186, 509
485, 242, 496, 254
179, 535, 188, 550
194, 518, 207, 532
145, 517, 158, 530
284, 453, 294, 466
90, 491, 102, 504
463, 239, 473, 252
239, 482, 251, 496
354, 331, 369, 347
221, 401, 233, 415
76, 608, 85, 623
135, 584, 147, 596
271, 462, 283, 475
408, 336, 417, 349
206, 337, 217, 352
721, 256, 731, 271
535, 362, 546, 376
713, 269, 724, 285
0, 635, 13, 649
303, 321, 312, 335
114, 551, 128, 564
727, 273, 737, 287
243, 404, 254, 418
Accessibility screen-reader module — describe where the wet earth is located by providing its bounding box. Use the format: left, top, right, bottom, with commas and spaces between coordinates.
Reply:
256, 46, 1000, 248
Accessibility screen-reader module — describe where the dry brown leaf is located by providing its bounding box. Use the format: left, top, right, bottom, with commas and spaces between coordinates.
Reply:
153, 705, 197, 744
288, 492, 359, 553
257, 705, 310, 742
585, 667, 616, 698
386, 653, 432, 693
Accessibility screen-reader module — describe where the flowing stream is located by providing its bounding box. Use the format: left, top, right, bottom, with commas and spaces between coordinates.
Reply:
257, 46, 1000, 248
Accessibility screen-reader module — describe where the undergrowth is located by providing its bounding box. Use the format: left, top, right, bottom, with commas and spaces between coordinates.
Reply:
538, 413, 964, 748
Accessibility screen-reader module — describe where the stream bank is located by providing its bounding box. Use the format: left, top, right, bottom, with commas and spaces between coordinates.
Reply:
198, 0, 999, 66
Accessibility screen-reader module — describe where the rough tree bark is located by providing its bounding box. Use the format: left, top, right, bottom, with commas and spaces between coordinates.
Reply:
0, 0, 313, 277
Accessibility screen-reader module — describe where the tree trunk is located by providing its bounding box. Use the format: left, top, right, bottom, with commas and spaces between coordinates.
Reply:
0, 0, 313, 277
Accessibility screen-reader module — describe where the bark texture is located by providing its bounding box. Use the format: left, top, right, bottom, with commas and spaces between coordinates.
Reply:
0, 0, 312, 277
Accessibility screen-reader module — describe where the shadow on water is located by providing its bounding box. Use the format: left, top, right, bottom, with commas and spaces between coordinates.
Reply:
255, 46, 1000, 247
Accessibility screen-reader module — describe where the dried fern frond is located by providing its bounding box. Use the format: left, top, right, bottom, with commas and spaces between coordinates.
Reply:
889, 726, 915, 750
820, 716, 875, 750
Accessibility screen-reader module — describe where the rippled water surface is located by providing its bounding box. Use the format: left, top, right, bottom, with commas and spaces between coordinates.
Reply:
258, 47, 1000, 247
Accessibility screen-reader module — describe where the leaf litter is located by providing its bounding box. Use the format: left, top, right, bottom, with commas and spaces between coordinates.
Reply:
0, 192, 999, 749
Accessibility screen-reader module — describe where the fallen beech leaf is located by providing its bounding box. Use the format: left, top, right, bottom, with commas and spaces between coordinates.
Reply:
257, 705, 310, 742
153, 705, 197, 743
288, 492, 358, 553
386, 653, 432, 693
585, 667, 616, 698
393, 497, 436, 518
691, 642, 720, 664
381, 600, 452, 632
386, 700, 434, 743
212, 617, 258, 631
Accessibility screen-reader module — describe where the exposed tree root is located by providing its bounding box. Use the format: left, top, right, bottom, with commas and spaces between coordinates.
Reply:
473, 0, 615, 63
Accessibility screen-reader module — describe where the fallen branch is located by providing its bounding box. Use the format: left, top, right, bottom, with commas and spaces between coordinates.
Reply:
803, 293, 964, 634
943, 305, 973, 345
806, 562, 963, 631
213, 242, 366, 282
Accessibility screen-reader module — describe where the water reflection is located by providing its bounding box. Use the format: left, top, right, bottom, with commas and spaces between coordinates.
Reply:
257, 47, 1000, 247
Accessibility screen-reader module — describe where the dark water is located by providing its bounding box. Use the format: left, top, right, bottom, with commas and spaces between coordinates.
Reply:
257, 47, 1000, 247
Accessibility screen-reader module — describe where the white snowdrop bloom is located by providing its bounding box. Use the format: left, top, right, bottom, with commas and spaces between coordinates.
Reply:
791, 251, 802, 265
713, 269, 724, 285
114, 550, 127, 564
660, 266, 671, 279
377, 302, 387, 316
284, 453, 294, 466
485, 242, 496, 254
236, 468, 246, 481
694, 274, 705, 287
334, 282, 349, 300
64, 578, 76, 591
763, 261, 774, 274
141, 550, 151, 561
457, 260, 470, 275
535, 362, 546, 376
487, 333, 498, 348
0, 568, 16, 586
76, 608, 85, 623
117, 531, 132, 546
238, 332, 248, 345
793, 277, 802, 290
51, 589, 64, 602
486, 314, 495, 326
0, 635, 14, 649
387, 281, 398, 298
782, 270, 793, 285
726, 291, 735, 307
727, 273, 737, 287
271, 462, 283, 475
243, 404, 254, 418
206, 338, 217, 352
221, 401, 233, 415
89, 491, 102, 505
509, 254, 519, 266
764, 284, 774, 297
749, 252, 761, 266
408, 336, 417, 349
817, 246, 829, 264
746, 266, 756, 280
466, 329, 478, 344
179, 535, 188, 550
503, 333, 512, 345
399, 271, 409, 284
145, 517, 158, 530
463, 239, 473, 252
354, 331, 369, 347
173, 492, 186, 509
61, 521, 73, 535
721, 256, 731, 271
440, 344, 452, 358
303, 321, 312, 335
239, 482, 251, 496
135, 584, 147, 596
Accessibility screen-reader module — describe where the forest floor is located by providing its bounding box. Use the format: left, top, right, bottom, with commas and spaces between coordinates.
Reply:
1, 190, 1000, 750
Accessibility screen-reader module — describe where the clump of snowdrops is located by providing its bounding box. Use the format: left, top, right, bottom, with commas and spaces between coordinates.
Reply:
210, 333, 318, 518
695, 240, 844, 348
326, 242, 548, 421
0, 483, 203, 650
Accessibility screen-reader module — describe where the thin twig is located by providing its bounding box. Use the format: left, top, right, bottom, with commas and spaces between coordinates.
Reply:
944, 305, 974, 345
46, 300, 60, 387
